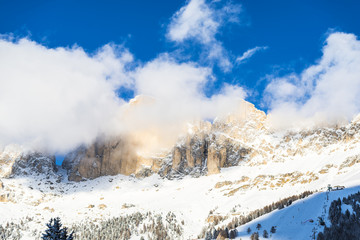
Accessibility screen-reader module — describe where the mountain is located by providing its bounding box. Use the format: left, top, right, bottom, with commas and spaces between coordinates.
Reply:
62, 100, 265, 181
62, 98, 360, 182
1, 98, 360, 239
0, 145, 57, 179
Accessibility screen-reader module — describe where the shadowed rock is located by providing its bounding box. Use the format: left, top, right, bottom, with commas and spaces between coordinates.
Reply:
0, 146, 57, 178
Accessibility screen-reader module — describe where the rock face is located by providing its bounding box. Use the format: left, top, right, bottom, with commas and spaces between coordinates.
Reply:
0, 146, 22, 178
0, 145, 57, 178
158, 100, 265, 178
62, 97, 360, 181
3, 96, 360, 182
62, 139, 139, 181
63, 100, 260, 181
12, 152, 57, 177
159, 127, 250, 178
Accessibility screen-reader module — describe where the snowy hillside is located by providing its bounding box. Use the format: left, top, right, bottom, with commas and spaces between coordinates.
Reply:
1, 104, 360, 239
234, 186, 360, 239
2, 148, 360, 239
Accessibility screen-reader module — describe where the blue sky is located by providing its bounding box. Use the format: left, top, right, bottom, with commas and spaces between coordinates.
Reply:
1, 0, 360, 157
2, 0, 360, 108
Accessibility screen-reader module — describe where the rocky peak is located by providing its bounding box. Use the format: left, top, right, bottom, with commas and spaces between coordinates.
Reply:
62, 138, 139, 181
62, 100, 267, 181
61, 98, 360, 181
0, 145, 57, 178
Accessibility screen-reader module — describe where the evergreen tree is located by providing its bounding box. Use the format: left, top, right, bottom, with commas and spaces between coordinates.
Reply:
250, 232, 259, 240
317, 232, 325, 240
263, 230, 268, 238
60, 227, 74, 240
42, 217, 74, 240
256, 223, 262, 230
270, 226, 276, 234
229, 229, 237, 239
318, 217, 325, 226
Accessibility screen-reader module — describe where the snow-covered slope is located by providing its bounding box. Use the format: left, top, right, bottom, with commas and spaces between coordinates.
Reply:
2, 103, 360, 239
234, 185, 360, 240
2, 143, 360, 239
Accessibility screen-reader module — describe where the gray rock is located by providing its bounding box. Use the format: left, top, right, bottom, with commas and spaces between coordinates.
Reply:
63, 139, 138, 181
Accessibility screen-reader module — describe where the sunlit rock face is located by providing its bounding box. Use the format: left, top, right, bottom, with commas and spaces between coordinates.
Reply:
62, 99, 261, 181
62, 139, 138, 181
159, 119, 251, 178
0, 145, 57, 178
2, 96, 360, 183
62, 98, 360, 181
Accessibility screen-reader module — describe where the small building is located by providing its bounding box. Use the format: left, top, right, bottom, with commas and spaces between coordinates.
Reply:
333, 185, 345, 191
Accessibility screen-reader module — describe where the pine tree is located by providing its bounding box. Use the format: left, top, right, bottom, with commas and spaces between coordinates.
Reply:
256, 223, 262, 230
60, 227, 74, 240
317, 232, 325, 240
263, 230, 269, 238
42, 217, 74, 240
250, 232, 259, 240
318, 217, 325, 226
229, 229, 237, 239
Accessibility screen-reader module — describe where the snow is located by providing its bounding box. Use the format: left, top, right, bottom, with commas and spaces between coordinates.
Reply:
236, 186, 360, 239
1, 154, 360, 239
1, 111, 360, 239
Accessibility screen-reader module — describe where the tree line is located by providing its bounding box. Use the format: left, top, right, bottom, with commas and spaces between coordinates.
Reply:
317, 191, 360, 240
201, 190, 314, 239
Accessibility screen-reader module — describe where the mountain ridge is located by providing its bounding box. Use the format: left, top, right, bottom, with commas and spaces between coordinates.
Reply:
1, 98, 360, 239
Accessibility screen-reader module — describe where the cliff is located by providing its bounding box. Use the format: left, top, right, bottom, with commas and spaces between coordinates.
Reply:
62, 99, 264, 181
0, 145, 57, 178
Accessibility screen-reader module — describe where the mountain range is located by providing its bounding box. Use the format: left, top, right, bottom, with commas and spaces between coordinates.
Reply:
1, 97, 360, 239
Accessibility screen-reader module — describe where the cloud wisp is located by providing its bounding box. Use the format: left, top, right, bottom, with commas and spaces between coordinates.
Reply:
236, 46, 268, 64
264, 32, 360, 129
167, 0, 241, 71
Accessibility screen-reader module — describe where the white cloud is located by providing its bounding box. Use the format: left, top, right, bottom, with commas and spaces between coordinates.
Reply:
133, 54, 246, 122
0, 37, 133, 153
167, 0, 218, 44
0, 37, 246, 154
116, 55, 246, 154
167, 0, 241, 71
0, 1, 246, 155
265, 32, 360, 129
236, 46, 268, 64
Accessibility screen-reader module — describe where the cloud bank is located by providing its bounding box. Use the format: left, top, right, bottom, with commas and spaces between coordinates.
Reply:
0, 0, 246, 155
0, 37, 133, 153
0, 37, 246, 154
2, 0, 360, 156
265, 32, 360, 129
117, 55, 246, 154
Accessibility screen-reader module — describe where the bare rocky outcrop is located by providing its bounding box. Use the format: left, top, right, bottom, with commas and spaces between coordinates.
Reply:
60, 98, 360, 182
63, 118, 252, 181
0, 146, 57, 178
159, 131, 250, 178
0, 193, 9, 203
63, 100, 258, 181
2, 98, 360, 183
62, 139, 139, 181
12, 152, 57, 177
